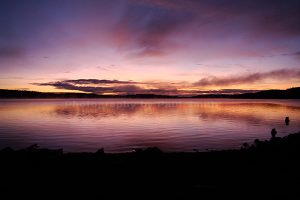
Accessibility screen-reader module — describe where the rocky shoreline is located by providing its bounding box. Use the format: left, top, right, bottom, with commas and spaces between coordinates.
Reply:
1, 131, 300, 199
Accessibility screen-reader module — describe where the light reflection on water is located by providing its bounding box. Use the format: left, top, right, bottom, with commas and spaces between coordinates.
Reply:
0, 99, 299, 152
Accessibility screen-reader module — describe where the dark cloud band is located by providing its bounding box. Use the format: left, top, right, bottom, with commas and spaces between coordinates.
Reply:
33, 69, 300, 95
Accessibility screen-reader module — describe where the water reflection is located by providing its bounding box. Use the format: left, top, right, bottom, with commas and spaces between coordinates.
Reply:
51, 102, 300, 124
196, 103, 300, 126
0, 99, 299, 152
52, 103, 192, 119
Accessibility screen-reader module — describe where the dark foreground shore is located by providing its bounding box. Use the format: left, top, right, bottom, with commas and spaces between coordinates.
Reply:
1, 131, 300, 199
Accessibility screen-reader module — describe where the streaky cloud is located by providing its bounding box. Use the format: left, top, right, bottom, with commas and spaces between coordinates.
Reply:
194, 69, 300, 87
33, 79, 179, 95
63, 79, 137, 85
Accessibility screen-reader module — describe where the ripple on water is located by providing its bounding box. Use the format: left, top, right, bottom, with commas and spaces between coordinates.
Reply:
0, 99, 299, 152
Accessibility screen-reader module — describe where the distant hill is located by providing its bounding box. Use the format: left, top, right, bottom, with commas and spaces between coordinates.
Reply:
232, 87, 300, 99
0, 87, 299, 99
0, 89, 103, 98
192, 87, 300, 99
0, 89, 174, 99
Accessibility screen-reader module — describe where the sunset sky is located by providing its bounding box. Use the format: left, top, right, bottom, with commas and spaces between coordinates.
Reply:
0, 0, 300, 95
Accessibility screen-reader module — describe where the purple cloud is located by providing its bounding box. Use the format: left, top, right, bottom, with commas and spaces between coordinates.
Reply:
33, 79, 179, 95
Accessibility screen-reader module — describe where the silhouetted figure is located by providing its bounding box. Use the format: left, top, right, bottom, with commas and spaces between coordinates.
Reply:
271, 128, 277, 138
285, 117, 290, 126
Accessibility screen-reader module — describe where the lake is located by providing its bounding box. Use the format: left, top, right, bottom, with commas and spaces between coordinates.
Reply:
0, 99, 299, 152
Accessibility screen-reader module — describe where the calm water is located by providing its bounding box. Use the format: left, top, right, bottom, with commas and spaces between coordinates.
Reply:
0, 99, 299, 152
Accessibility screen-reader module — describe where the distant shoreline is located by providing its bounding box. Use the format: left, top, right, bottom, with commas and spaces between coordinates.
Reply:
1, 87, 300, 99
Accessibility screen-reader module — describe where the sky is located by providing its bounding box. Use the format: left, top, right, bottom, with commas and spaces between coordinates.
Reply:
0, 0, 300, 95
